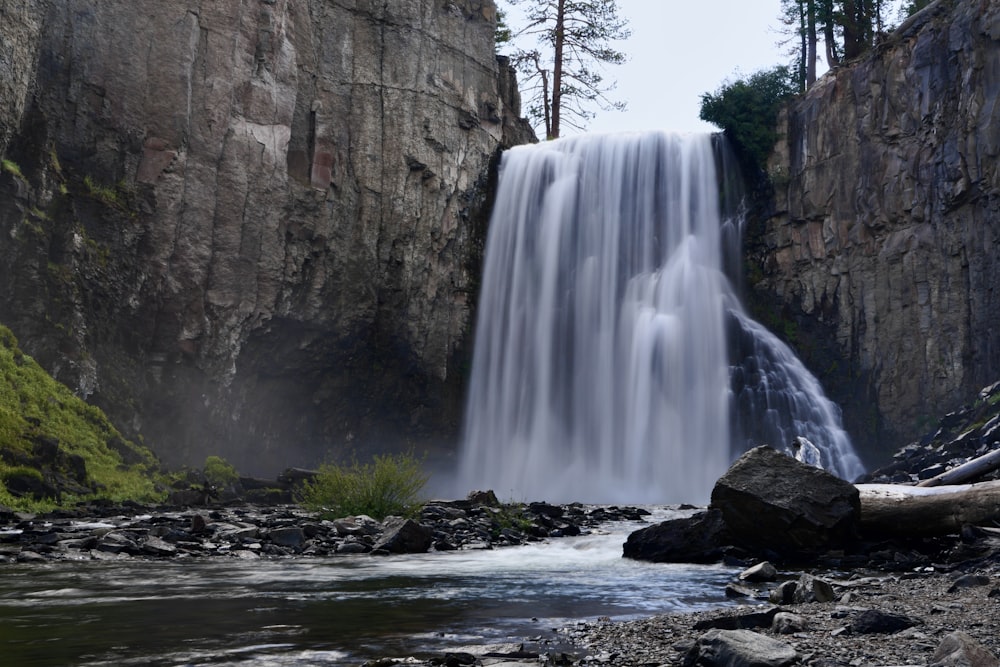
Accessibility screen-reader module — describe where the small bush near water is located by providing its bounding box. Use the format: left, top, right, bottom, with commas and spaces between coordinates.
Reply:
301, 452, 428, 521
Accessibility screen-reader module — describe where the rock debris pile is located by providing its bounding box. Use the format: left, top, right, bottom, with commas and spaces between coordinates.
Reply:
0, 496, 649, 564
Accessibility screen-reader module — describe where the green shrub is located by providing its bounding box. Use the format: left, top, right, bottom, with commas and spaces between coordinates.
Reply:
203, 455, 239, 488
301, 452, 428, 520
699, 66, 798, 172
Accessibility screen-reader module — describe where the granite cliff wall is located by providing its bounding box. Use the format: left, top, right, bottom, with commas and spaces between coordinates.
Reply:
0, 0, 533, 473
751, 0, 1000, 461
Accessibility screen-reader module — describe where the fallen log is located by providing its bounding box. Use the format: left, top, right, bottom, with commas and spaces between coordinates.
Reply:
857, 480, 1000, 538
915, 446, 1000, 487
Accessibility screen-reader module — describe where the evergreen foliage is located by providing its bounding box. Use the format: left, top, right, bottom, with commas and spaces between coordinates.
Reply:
699, 66, 799, 172
500, 0, 630, 139
301, 452, 428, 520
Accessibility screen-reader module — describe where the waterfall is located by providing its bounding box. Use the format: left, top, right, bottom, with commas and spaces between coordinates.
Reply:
458, 132, 864, 504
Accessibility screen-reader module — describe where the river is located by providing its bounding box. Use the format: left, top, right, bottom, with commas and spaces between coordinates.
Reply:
0, 513, 738, 665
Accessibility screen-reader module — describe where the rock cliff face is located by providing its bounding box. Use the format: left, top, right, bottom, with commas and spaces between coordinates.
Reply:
752, 0, 1000, 460
0, 0, 533, 473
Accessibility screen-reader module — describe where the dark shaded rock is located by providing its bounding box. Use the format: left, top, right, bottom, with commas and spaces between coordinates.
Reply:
623, 509, 730, 563
930, 630, 1000, 667
850, 609, 920, 634
372, 518, 432, 554
725, 584, 756, 599
683, 629, 798, 667
947, 574, 991, 593
768, 581, 797, 605
467, 490, 500, 506
710, 446, 860, 556
693, 607, 781, 631
4, 472, 58, 500
267, 527, 306, 549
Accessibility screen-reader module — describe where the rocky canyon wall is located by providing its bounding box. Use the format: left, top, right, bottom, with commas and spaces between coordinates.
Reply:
0, 0, 533, 474
751, 0, 1000, 461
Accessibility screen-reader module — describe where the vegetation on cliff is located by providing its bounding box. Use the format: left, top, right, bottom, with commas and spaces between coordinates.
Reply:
699, 66, 798, 172
0, 324, 163, 510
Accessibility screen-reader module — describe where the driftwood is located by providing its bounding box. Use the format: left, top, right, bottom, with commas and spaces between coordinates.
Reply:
857, 480, 1000, 538
915, 447, 1000, 487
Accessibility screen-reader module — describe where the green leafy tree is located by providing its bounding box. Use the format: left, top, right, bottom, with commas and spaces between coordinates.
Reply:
501, 0, 630, 139
699, 66, 799, 172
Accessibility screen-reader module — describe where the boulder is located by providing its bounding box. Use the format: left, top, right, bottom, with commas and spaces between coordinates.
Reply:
372, 518, 433, 554
682, 629, 798, 667
850, 609, 921, 634
930, 631, 1000, 667
622, 510, 731, 563
771, 612, 808, 635
710, 446, 860, 556
793, 573, 836, 603
739, 561, 778, 582
267, 527, 306, 549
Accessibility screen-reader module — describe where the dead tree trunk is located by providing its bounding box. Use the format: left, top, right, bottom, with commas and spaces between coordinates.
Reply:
857, 480, 1000, 538
916, 448, 1000, 487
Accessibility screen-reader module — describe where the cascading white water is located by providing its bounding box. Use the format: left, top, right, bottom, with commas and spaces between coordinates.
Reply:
458, 131, 864, 504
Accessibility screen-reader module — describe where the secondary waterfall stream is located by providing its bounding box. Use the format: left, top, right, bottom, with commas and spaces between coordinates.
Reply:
458, 132, 864, 503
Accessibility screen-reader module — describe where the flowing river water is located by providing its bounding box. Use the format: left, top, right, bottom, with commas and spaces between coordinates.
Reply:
0, 512, 738, 666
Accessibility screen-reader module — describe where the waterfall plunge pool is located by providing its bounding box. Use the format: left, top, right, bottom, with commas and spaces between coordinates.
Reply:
0, 512, 739, 666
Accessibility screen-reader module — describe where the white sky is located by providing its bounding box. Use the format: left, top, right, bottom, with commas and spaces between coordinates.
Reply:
499, 0, 911, 136
586, 0, 791, 134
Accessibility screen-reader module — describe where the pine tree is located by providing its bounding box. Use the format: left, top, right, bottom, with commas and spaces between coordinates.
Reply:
501, 0, 630, 139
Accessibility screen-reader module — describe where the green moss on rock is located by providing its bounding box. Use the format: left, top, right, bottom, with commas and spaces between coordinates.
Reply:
0, 324, 165, 510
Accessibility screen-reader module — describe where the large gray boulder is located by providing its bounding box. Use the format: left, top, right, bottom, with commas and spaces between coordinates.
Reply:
683, 629, 798, 667
710, 446, 860, 556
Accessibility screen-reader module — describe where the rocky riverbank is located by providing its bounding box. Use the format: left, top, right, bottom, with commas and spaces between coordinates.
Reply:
0, 495, 649, 563
565, 562, 1000, 667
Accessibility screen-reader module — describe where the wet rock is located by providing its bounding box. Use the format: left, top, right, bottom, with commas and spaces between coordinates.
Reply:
850, 609, 921, 634
710, 446, 860, 557
267, 527, 306, 549
682, 629, 798, 667
929, 631, 1000, 667
373, 518, 433, 554
623, 509, 730, 563
739, 561, 777, 582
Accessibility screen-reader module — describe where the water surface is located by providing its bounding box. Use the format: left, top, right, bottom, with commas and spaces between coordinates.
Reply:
0, 517, 738, 665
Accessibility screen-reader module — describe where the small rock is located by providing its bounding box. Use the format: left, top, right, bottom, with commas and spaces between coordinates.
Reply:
739, 561, 777, 582
771, 612, 808, 635
794, 573, 836, 603
947, 574, 991, 593
769, 580, 797, 604
267, 526, 306, 548
850, 609, 920, 634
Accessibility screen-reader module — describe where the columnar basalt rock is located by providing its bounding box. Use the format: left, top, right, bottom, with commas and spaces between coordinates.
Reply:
0, 0, 534, 473
752, 0, 1000, 456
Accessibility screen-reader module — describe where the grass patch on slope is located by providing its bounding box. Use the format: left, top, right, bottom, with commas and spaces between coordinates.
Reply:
0, 325, 164, 511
